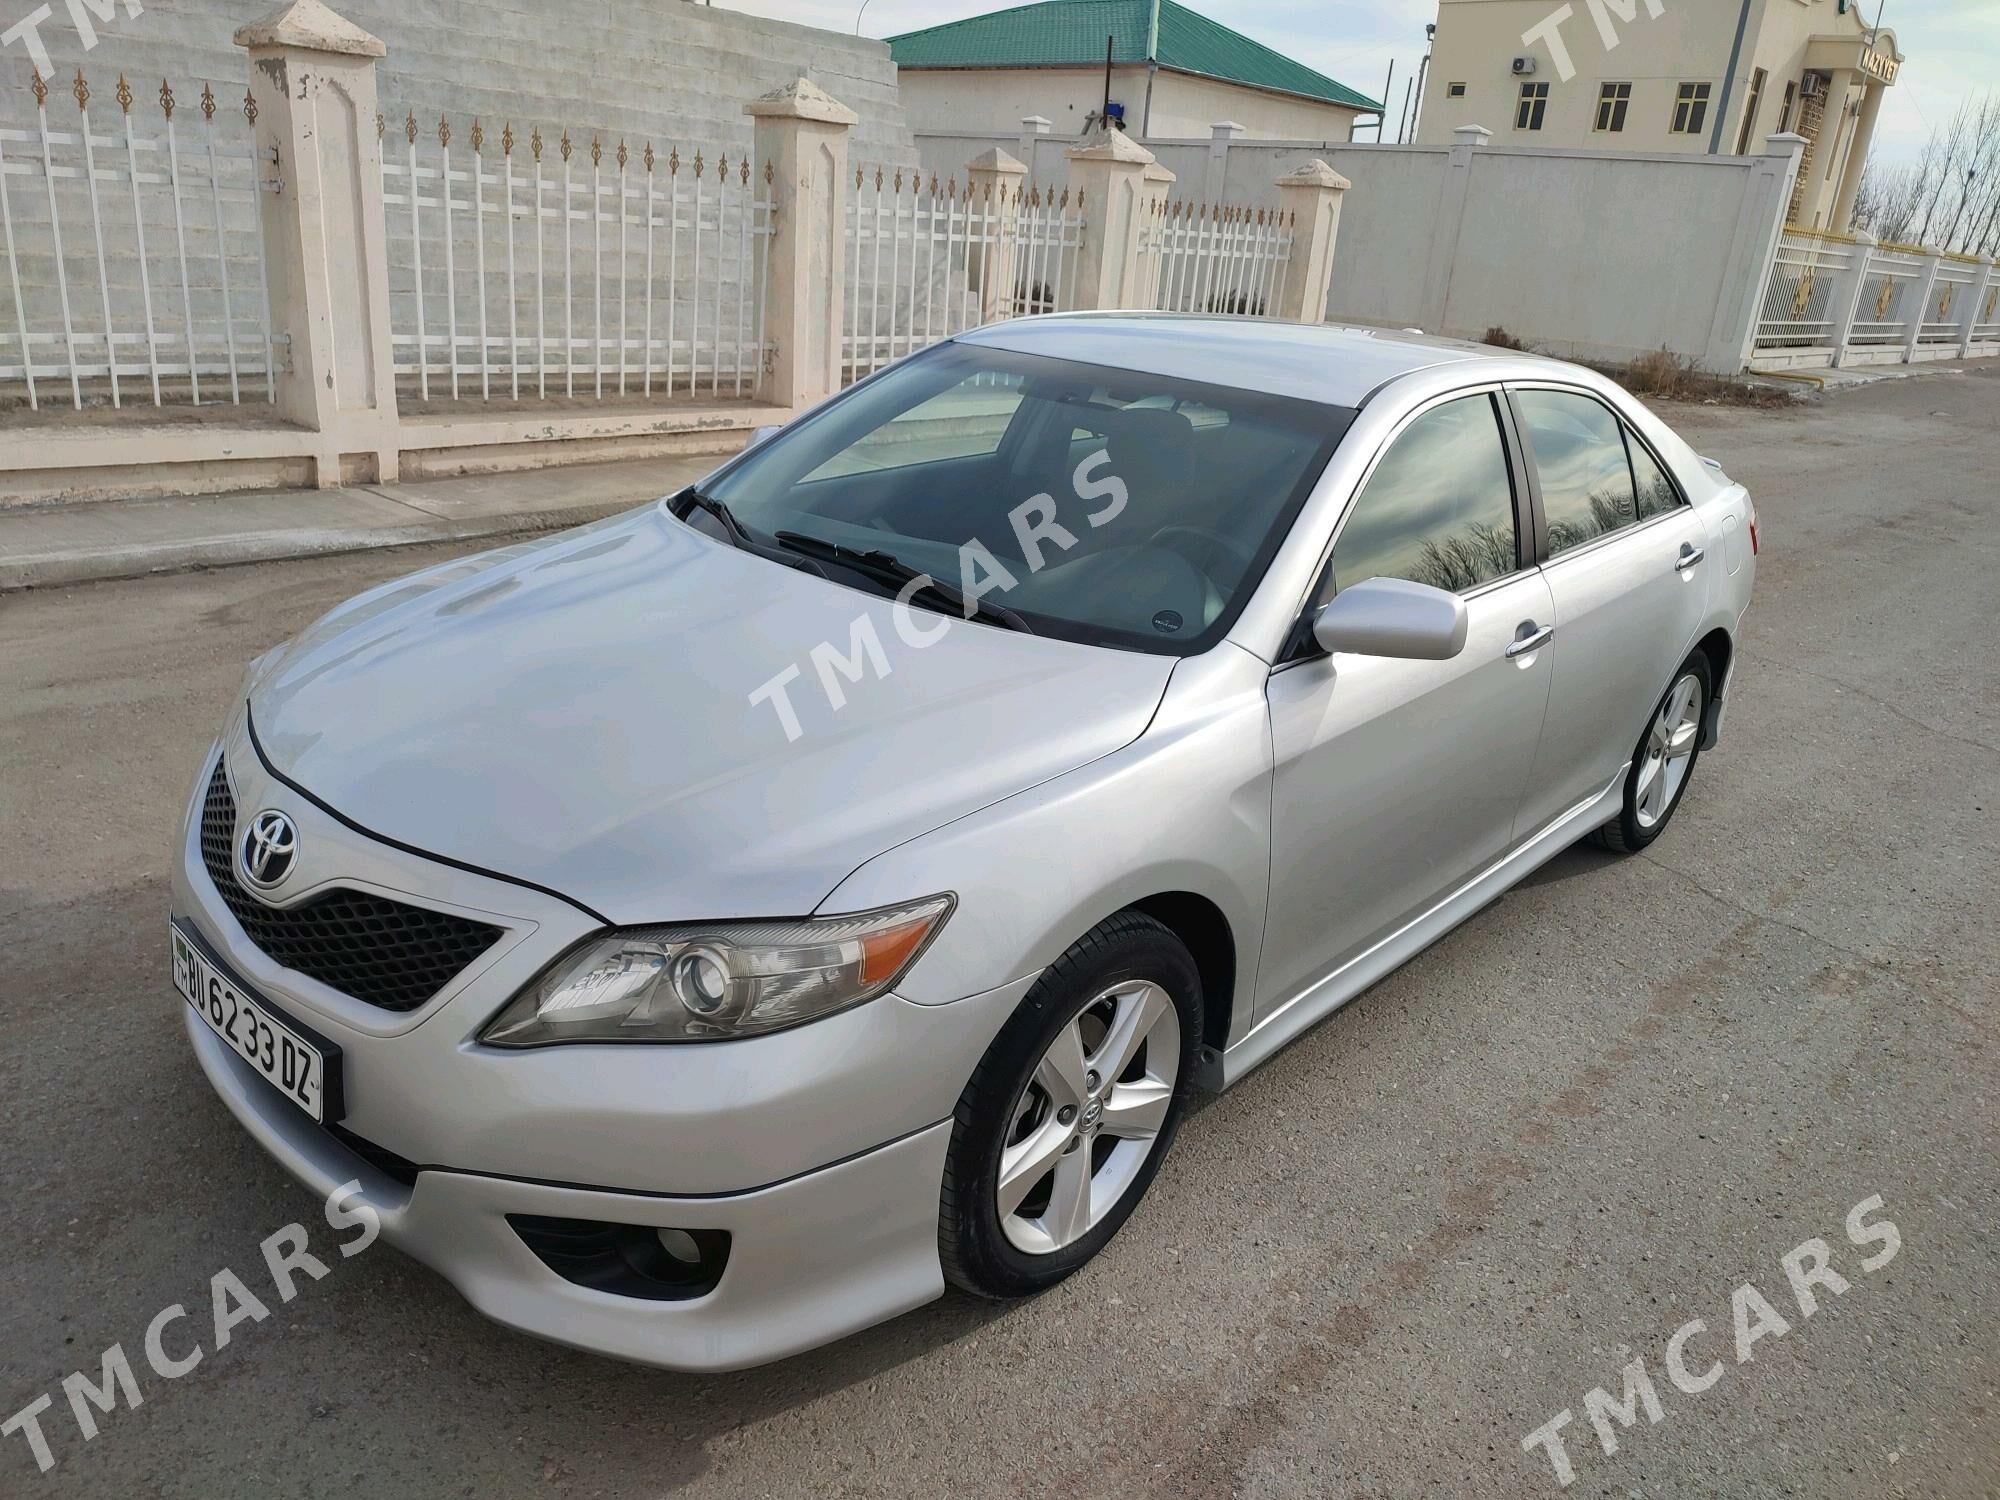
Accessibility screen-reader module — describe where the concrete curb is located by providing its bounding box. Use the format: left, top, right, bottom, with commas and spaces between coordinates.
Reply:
0, 500, 643, 593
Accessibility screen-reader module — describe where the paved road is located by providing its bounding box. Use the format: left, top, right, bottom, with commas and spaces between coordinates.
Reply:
1, 365, 1995, 1499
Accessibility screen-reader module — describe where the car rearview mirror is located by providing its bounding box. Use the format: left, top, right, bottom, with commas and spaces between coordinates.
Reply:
1312, 576, 1470, 661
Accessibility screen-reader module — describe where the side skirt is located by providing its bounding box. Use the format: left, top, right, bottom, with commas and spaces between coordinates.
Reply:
1199, 766, 1628, 1091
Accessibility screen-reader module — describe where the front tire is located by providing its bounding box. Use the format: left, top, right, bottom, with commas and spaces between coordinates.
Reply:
939, 912, 1202, 1299
1595, 649, 1713, 853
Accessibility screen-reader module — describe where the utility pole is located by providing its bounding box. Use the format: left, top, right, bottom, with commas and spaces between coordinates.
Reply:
1140, 0, 1161, 136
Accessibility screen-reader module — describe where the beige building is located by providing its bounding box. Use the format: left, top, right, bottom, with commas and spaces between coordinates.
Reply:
1416, 0, 1901, 231
888, 0, 1379, 143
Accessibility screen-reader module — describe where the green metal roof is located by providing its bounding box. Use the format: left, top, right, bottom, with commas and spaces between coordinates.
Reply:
887, 0, 1382, 114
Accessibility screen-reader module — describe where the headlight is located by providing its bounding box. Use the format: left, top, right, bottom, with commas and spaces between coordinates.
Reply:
479, 895, 954, 1046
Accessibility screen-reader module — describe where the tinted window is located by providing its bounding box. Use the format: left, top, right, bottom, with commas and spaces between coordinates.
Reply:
1516, 389, 1638, 557
1324, 394, 1519, 599
1628, 432, 1683, 520
707, 342, 1349, 655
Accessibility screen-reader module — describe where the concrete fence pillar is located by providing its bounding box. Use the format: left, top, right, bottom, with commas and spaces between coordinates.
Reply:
1417, 124, 1489, 333
1066, 129, 1167, 311
1017, 114, 1052, 173
1273, 159, 1350, 324
1204, 120, 1243, 205
1829, 230, 1878, 368
967, 147, 1028, 321
233, 0, 398, 487
747, 77, 857, 410
1712, 130, 1807, 372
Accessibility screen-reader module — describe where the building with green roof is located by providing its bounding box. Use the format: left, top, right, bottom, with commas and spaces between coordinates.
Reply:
887, 0, 1382, 144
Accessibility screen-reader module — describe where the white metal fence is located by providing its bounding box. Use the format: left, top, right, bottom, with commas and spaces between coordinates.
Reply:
1141, 199, 1292, 317
1752, 225, 1999, 366
0, 69, 277, 411
843, 168, 1085, 384
379, 113, 775, 403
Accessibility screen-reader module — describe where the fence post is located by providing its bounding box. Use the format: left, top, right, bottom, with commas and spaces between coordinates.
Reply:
967, 147, 1027, 321
747, 77, 856, 412
1066, 129, 1161, 311
1961, 259, 1996, 359
1204, 121, 1243, 204
1829, 231, 1877, 368
1272, 159, 1350, 324
233, 0, 399, 487
1419, 124, 1489, 334
1903, 249, 1942, 364
1017, 115, 1051, 173
1712, 131, 1806, 372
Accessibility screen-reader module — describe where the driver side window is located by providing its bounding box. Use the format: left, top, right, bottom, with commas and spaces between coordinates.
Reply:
1316, 394, 1520, 607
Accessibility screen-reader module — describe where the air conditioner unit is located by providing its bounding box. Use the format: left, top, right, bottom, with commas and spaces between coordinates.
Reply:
1800, 72, 1827, 98
1511, 56, 1537, 76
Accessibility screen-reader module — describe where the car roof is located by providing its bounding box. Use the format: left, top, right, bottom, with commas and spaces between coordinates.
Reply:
956, 313, 1533, 408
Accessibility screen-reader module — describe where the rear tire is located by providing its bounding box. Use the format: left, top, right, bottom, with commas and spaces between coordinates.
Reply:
1595, 649, 1713, 853
939, 912, 1202, 1299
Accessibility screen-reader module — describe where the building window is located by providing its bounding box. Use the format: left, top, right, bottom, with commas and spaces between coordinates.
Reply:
1734, 68, 1767, 154
1671, 81, 1712, 135
1777, 80, 1797, 134
1595, 82, 1632, 132
1446, 81, 1467, 98
1516, 82, 1550, 131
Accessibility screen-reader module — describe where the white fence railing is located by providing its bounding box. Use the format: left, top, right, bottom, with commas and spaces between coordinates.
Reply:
0, 69, 277, 411
379, 114, 774, 403
1752, 225, 1999, 368
1141, 200, 1292, 317
843, 168, 1085, 385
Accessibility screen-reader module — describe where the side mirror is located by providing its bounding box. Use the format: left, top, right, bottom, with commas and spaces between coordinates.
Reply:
1311, 576, 1469, 661
749, 425, 783, 448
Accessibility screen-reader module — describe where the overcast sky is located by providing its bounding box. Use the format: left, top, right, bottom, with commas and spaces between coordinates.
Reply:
711, 0, 1992, 165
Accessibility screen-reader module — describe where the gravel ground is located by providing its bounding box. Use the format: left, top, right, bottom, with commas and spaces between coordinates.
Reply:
0, 362, 1994, 1498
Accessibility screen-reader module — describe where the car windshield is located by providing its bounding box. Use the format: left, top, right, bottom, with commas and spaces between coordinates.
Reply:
700, 341, 1352, 653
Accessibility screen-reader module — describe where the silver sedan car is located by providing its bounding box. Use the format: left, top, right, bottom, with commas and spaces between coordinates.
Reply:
171, 316, 1757, 1370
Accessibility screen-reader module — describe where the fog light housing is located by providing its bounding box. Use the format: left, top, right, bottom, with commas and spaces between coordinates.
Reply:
507, 1215, 731, 1302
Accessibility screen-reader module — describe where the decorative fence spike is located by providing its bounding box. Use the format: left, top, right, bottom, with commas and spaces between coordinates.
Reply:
116, 74, 133, 113
530, 125, 543, 160
159, 79, 175, 117
437, 115, 450, 148
643, 141, 654, 172
200, 83, 215, 120
590, 135, 601, 168
559, 130, 571, 162
502, 121, 515, 155
471, 118, 483, 153
616, 139, 627, 170
31, 67, 48, 108
72, 69, 88, 110
405, 110, 416, 144
243, 89, 256, 125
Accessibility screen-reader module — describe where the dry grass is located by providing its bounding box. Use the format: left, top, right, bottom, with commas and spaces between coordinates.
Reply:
1608, 348, 1797, 409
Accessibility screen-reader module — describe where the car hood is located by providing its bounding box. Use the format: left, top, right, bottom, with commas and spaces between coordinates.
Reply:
248, 504, 1175, 925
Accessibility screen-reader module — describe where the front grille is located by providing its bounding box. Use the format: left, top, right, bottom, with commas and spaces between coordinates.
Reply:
199, 759, 504, 1013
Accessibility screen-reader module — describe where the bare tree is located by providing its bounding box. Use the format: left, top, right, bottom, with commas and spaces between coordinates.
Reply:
1870, 91, 2000, 255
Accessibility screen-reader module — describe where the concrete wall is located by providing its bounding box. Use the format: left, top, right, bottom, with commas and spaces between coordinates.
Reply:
0, 0, 918, 168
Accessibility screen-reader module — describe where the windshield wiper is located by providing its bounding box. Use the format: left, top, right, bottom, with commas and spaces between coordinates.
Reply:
676, 488, 755, 552
772, 530, 1034, 634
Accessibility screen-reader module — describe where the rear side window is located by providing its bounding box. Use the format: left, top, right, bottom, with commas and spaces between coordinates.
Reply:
1514, 389, 1638, 557
1323, 393, 1520, 601
1628, 433, 1684, 520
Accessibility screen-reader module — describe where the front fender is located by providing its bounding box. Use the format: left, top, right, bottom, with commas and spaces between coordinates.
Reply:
818, 646, 1275, 1052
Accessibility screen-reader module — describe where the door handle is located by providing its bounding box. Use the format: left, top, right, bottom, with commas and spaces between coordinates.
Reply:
1505, 624, 1554, 659
1675, 544, 1706, 571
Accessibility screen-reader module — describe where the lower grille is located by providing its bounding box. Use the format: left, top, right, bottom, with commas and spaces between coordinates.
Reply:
199, 758, 504, 1013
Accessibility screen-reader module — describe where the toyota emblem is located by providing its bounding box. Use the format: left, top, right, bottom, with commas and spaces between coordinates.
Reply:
241, 809, 299, 888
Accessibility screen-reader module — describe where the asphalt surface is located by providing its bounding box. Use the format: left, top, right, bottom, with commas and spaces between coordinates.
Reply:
1, 364, 1995, 1498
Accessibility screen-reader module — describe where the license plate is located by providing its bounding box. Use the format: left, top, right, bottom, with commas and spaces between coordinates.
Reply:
173, 921, 333, 1123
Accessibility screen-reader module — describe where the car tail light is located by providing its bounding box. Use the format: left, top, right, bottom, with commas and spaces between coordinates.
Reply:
1747, 500, 1759, 556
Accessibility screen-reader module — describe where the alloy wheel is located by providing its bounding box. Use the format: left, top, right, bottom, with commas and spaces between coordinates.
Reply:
1635, 671, 1704, 830
996, 980, 1182, 1256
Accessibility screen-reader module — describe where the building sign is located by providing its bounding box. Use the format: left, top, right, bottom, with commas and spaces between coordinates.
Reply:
1860, 45, 1899, 85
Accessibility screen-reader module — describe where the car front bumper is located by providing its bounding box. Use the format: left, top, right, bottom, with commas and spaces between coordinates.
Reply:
187, 1012, 958, 1370
173, 728, 1031, 1369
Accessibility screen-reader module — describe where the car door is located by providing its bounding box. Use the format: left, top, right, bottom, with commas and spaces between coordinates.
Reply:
1507, 385, 1712, 838
1260, 391, 1557, 1016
